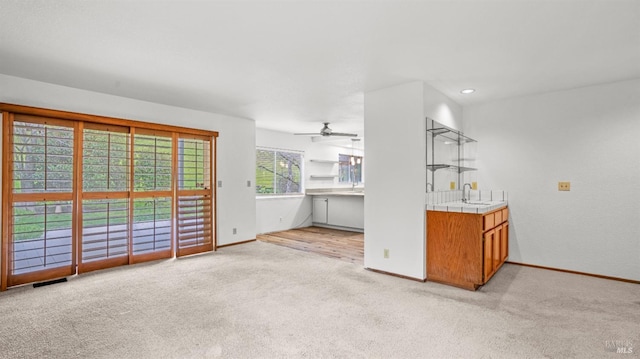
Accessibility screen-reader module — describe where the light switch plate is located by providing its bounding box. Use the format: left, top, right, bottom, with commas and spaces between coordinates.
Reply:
450, 182, 456, 190
471, 182, 478, 190
558, 181, 570, 191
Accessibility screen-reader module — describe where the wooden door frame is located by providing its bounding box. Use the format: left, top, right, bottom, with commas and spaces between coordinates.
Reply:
1, 112, 13, 291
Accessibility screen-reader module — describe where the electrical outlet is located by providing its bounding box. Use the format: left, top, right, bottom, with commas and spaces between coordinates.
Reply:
279, 217, 283, 222
247, 180, 251, 187
450, 182, 456, 190
383, 249, 389, 259
558, 181, 571, 191
233, 228, 237, 235
218, 180, 222, 188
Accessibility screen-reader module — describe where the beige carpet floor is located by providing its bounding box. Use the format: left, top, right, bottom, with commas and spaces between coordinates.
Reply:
0, 241, 637, 358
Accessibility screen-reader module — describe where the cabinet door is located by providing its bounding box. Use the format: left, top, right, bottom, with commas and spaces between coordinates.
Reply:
483, 229, 495, 282
312, 197, 328, 224
493, 225, 504, 271
327, 196, 364, 229
494, 225, 502, 270
501, 222, 509, 262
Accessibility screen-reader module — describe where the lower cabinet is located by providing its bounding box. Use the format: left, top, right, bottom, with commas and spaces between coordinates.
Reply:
311, 195, 364, 231
312, 197, 328, 224
483, 228, 495, 284
427, 206, 509, 290
483, 221, 509, 283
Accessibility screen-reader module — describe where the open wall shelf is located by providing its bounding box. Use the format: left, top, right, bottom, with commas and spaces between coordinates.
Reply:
310, 175, 338, 179
427, 127, 476, 145
427, 118, 478, 191
427, 164, 477, 173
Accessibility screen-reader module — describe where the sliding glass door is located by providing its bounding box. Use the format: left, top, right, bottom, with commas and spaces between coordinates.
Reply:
131, 129, 174, 262
1, 105, 217, 290
78, 123, 130, 273
176, 135, 213, 257
6, 115, 77, 287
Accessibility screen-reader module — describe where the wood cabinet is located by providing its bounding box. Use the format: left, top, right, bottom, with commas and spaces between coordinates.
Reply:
426, 206, 509, 290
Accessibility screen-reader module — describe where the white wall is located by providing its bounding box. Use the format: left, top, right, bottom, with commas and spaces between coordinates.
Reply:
424, 83, 463, 131
364, 81, 427, 279
464, 79, 640, 281
0, 74, 256, 249
364, 81, 464, 280
255, 127, 364, 234
215, 117, 257, 245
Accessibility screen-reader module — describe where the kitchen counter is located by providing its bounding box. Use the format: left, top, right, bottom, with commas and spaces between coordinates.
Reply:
426, 200, 507, 214
306, 189, 364, 197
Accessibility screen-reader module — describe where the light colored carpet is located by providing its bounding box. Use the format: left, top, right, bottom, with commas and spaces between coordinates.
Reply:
0, 241, 637, 358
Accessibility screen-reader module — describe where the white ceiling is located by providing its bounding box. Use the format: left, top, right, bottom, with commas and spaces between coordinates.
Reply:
1, 0, 639, 137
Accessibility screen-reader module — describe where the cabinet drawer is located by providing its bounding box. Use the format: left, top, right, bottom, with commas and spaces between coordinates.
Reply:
483, 213, 495, 231
502, 208, 509, 222
494, 210, 502, 225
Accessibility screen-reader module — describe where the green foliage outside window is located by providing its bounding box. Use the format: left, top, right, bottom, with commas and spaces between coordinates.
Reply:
256, 148, 302, 195
11, 123, 208, 242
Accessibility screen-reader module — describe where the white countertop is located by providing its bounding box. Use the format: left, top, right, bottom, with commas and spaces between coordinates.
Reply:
426, 200, 507, 214
306, 189, 364, 197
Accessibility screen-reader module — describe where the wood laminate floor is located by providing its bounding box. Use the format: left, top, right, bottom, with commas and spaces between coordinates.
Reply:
257, 226, 364, 265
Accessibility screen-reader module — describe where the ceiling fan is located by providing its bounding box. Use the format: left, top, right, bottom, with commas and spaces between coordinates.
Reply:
294, 122, 357, 137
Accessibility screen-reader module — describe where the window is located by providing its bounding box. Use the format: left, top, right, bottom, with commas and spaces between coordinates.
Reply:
256, 148, 302, 195
339, 154, 362, 183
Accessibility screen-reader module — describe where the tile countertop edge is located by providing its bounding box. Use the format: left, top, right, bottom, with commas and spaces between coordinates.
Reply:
425, 201, 507, 214
306, 190, 364, 197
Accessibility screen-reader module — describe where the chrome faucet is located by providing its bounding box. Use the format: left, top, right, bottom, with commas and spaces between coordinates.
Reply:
462, 183, 472, 203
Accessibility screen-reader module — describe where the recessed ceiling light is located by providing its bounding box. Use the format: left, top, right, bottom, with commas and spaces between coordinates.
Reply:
460, 88, 475, 94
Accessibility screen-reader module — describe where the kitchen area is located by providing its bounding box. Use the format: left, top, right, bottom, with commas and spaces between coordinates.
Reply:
257, 115, 511, 292
306, 145, 365, 233
255, 127, 366, 235
257, 114, 510, 291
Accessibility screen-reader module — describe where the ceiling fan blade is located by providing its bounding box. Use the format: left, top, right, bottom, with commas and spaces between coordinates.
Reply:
294, 122, 357, 137
328, 132, 358, 137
